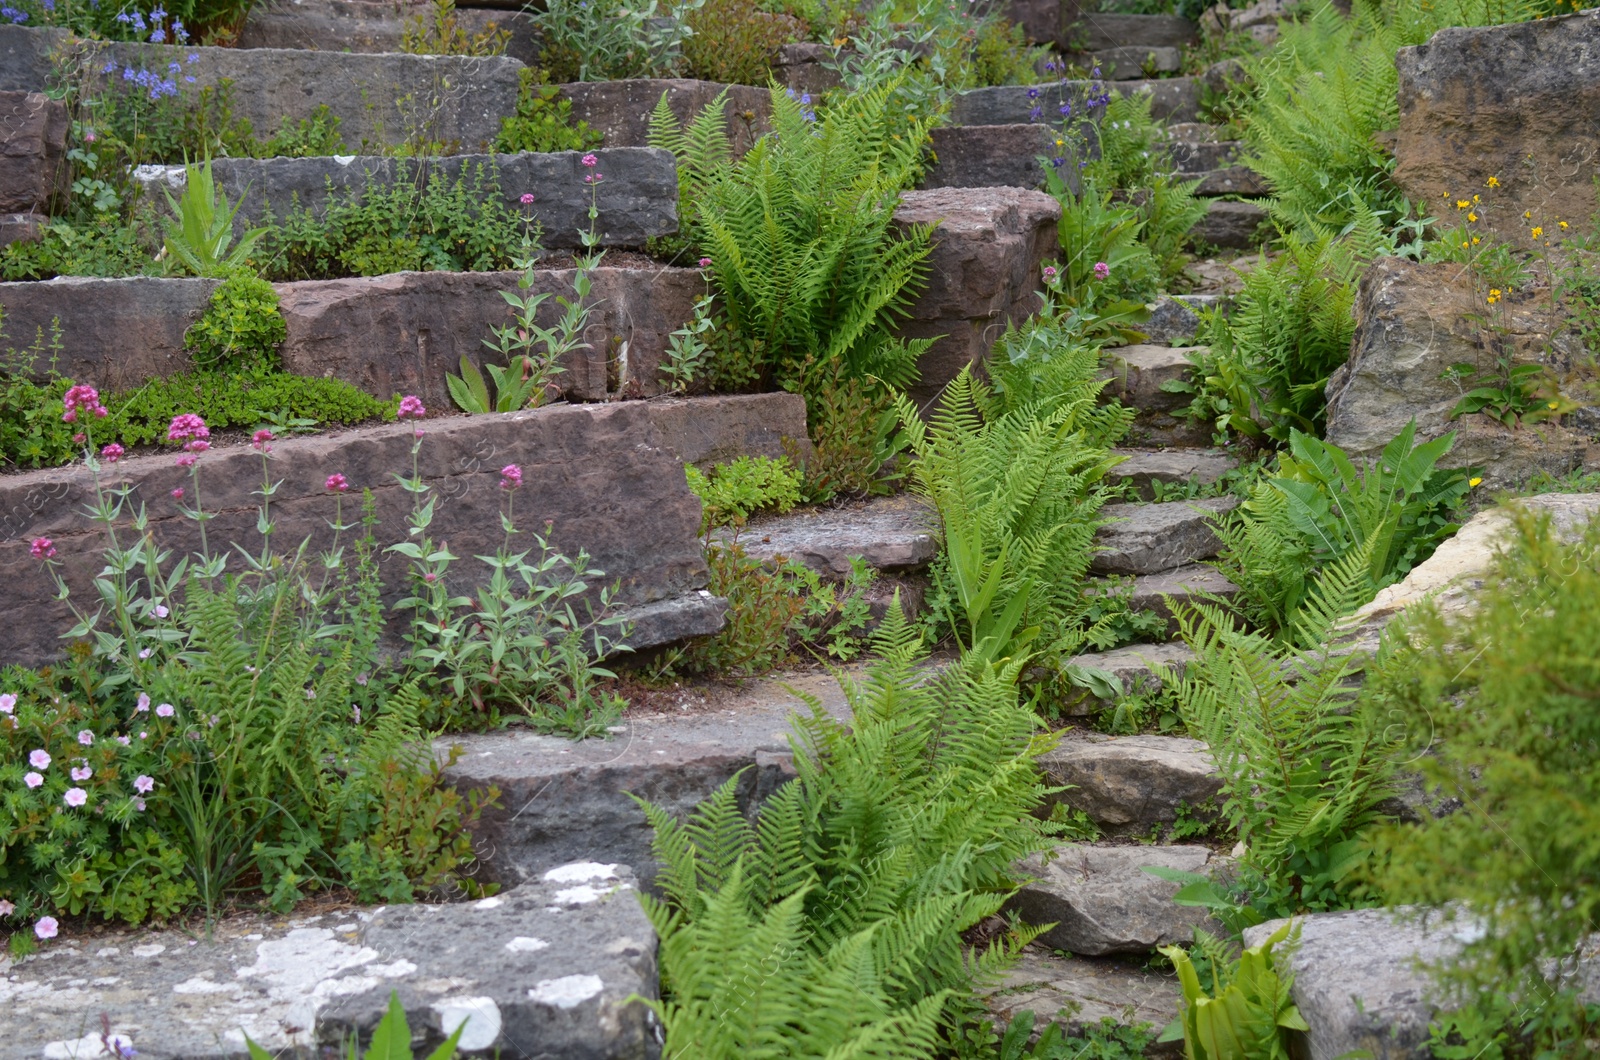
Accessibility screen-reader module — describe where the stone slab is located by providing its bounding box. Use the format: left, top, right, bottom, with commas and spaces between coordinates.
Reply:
1110, 448, 1236, 500
720, 494, 940, 579
0, 869, 658, 1058
1243, 909, 1600, 1060
131, 149, 679, 250
1101, 343, 1213, 447
0, 26, 523, 153
1393, 9, 1600, 252
985, 946, 1181, 1049
1039, 731, 1221, 833
1167, 138, 1239, 173
892, 186, 1060, 410
1191, 165, 1270, 197
0, 266, 704, 405
1010, 843, 1223, 956
952, 78, 1200, 126
1067, 12, 1198, 52
559, 78, 773, 157
1127, 563, 1241, 630
0, 210, 42, 246
1057, 640, 1196, 714
645, 391, 812, 470
0, 90, 66, 213
922, 123, 1066, 192
239, 0, 542, 66
1092, 497, 1236, 576
771, 42, 841, 96
1192, 198, 1270, 249
0, 405, 712, 667
439, 665, 860, 885
1082, 45, 1184, 80
1136, 296, 1203, 345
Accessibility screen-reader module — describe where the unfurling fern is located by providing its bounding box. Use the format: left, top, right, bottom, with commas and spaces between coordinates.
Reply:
636, 605, 1057, 1056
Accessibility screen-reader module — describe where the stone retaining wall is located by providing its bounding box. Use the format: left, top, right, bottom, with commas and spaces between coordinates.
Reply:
239, 0, 542, 66
0, 403, 718, 667
130, 148, 678, 250
0, 25, 521, 153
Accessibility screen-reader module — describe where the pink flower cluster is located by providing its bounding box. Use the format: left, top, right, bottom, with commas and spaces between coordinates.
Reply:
100, 443, 125, 463
29, 537, 55, 561
167, 413, 209, 445
1092, 261, 1111, 281
62, 385, 108, 423
251, 428, 274, 453
500, 464, 523, 491
326, 473, 349, 493
397, 395, 426, 420
520, 192, 536, 205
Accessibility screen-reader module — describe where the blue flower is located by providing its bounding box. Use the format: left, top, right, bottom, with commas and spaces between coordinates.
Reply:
168, 60, 180, 71
1029, 106, 1041, 121
0, 5, 26, 22
1051, 157, 1064, 168
1026, 87, 1039, 100
800, 92, 811, 105
42, 0, 54, 11
149, 27, 165, 42
115, 11, 132, 21
102, 60, 117, 73
1059, 102, 1071, 116
186, 52, 198, 63
184, 74, 194, 82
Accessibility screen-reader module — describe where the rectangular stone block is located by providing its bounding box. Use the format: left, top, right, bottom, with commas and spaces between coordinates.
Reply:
1065, 11, 1197, 52
559, 77, 773, 155
645, 391, 812, 469
0, 404, 711, 668
0, 25, 521, 153
923, 123, 1083, 192
131, 148, 680, 250
953, 77, 1200, 126
0, 265, 703, 405
0, 90, 66, 212
239, 0, 542, 66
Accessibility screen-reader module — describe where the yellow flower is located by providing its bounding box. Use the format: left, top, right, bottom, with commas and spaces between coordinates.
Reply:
1560, 220, 1570, 230
1469, 477, 1483, 487
1461, 241, 1470, 248
1532, 226, 1544, 239
1524, 210, 1533, 219
1473, 194, 1481, 203
1456, 199, 1470, 209
1467, 212, 1478, 222
1472, 237, 1481, 245
1486, 176, 1500, 187
1549, 401, 1560, 410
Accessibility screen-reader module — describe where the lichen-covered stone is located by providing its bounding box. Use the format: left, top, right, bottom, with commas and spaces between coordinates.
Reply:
1039, 732, 1222, 833
722, 495, 940, 579
1093, 498, 1236, 576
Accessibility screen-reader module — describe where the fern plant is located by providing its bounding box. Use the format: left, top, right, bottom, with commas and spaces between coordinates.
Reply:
1170, 555, 1401, 912
637, 606, 1058, 1056
897, 349, 1131, 668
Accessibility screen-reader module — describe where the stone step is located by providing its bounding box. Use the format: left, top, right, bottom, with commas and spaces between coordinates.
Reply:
921, 123, 1077, 192
561, 78, 773, 157
1167, 138, 1240, 173
1059, 640, 1196, 715
720, 495, 940, 580
1075, 44, 1184, 80
0, 404, 726, 668
239, 0, 541, 65
131, 149, 678, 251
1009, 843, 1226, 955
1138, 296, 1204, 345
1123, 563, 1241, 632
438, 664, 862, 886
984, 945, 1181, 1052
1190, 165, 1271, 197
1165, 121, 1222, 143
1039, 731, 1222, 835
1101, 343, 1212, 447
952, 77, 1200, 126
1193, 198, 1272, 250
0, 866, 657, 1058
1066, 12, 1199, 52
1093, 498, 1236, 576
0, 25, 521, 153
1110, 447, 1237, 500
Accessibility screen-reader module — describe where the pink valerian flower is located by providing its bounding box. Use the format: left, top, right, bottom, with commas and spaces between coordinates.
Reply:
184, 439, 209, 454
581, 153, 598, 167
100, 442, 125, 463
62, 384, 108, 423
73, 433, 86, 444
500, 464, 523, 490
697, 257, 712, 268
166, 413, 209, 444
77, 729, 94, 746
397, 395, 426, 419
1092, 261, 1110, 281
34, 915, 58, 939
63, 788, 87, 807
134, 775, 155, 794
70, 766, 92, 782
583, 172, 603, 185
0, 693, 15, 714
251, 429, 275, 452
30, 537, 56, 561
171, 487, 184, 499
326, 473, 349, 492
520, 192, 536, 205
1041, 266, 1057, 281
23, 772, 42, 789
175, 454, 197, 469
155, 703, 175, 718
28, 749, 50, 770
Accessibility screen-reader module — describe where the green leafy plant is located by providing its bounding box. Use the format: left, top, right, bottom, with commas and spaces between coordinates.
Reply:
686, 455, 803, 533
1157, 921, 1308, 1057
448, 254, 592, 414
495, 68, 604, 154
184, 271, 287, 369
248, 990, 463, 1058
402, 0, 510, 55
161, 157, 267, 278
638, 607, 1057, 1055
683, 0, 804, 85
533, 0, 703, 82
1211, 423, 1468, 638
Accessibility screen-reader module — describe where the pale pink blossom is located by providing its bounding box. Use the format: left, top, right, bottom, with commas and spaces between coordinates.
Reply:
134, 775, 154, 794
23, 772, 42, 789
71, 766, 92, 782
133, 797, 146, 811
581, 153, 598, 167
135, 693, 150, 713
77, 729, 94, 746
0, 693, 15, 714
34, 916, 58, 939
155, 703, 174, 718
116, 735, 131, 746
0, 900, 13, 916
63, 787, 87, 807
28, 749, 49, 770
175, 454, 196, 469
